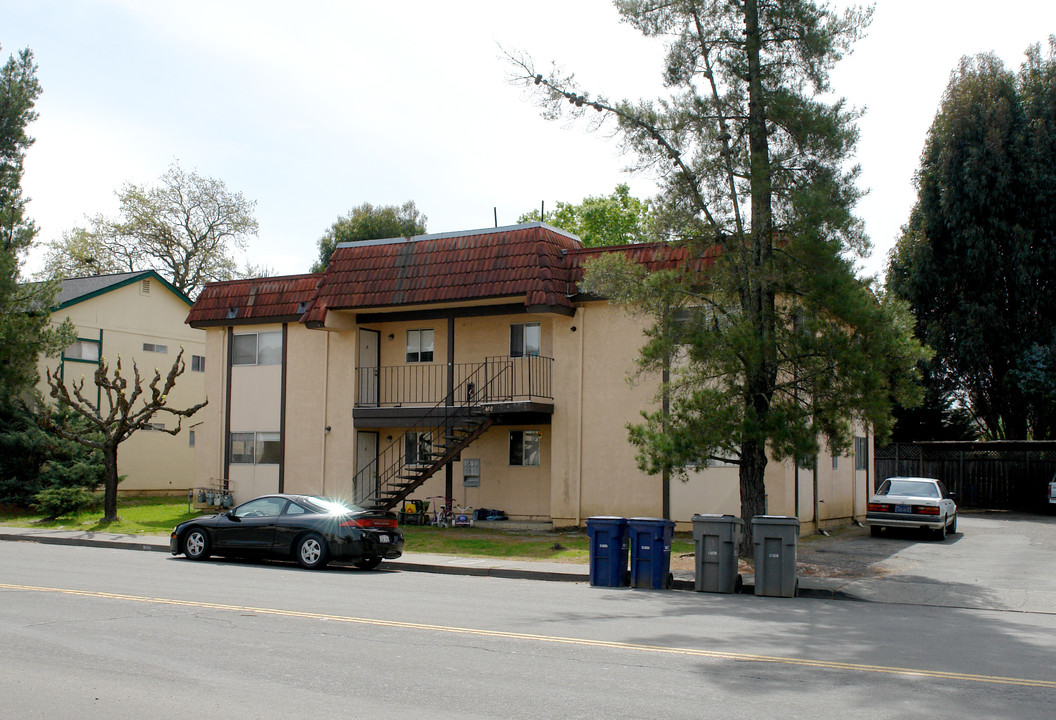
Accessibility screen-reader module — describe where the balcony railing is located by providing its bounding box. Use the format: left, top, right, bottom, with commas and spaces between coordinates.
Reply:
356, 356, 553, 407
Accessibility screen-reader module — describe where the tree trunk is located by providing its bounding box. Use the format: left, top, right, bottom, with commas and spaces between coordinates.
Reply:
102, 444, 120, 523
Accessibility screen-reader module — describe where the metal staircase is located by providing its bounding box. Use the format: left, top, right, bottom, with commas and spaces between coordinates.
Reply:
352, 360, 512, 511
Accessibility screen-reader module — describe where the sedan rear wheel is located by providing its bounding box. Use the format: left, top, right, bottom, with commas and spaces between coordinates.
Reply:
948, 513, 957, 535
933, 517, 947, 541
183, 528, 211, 560
296, 533, 329, 569
354, 556, 383, 571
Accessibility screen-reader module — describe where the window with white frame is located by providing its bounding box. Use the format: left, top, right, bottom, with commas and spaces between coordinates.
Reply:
63, 339, 101, 362
191, 355, 205, 372
142, 342, 168, 354
230, 432, 281, 464
510, 323, 541, 357
404, 431, 433, 466
405, 329, 434, 363
509, 430, 540, 466
232, 331, 282, 366
832, 455, 839, 469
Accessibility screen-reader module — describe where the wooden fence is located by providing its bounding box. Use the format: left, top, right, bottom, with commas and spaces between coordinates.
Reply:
875, 442, 1056, 512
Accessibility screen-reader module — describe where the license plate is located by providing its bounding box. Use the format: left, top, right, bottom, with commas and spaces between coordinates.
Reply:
377, 534, 390, 544
895, 505, 911, 513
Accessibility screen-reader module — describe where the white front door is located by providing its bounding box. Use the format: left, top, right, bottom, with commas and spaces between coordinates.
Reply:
358, 329, 379, 406
355, 431, 378, 502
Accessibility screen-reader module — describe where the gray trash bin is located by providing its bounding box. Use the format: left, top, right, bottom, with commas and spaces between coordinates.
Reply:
692, 514, 743, 593
751, 515, 800, 597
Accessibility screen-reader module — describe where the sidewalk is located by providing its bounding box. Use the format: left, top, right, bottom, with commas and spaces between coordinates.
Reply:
4, 518, 1055, 614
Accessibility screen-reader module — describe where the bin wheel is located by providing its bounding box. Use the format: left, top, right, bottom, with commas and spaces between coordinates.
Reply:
734, 574, 744, 594
666, 573, 674, 589
794, 578, 800, 598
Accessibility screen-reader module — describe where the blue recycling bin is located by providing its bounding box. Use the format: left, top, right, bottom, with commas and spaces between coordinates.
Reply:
586, 516, 629, 587
628, 517, 675, 589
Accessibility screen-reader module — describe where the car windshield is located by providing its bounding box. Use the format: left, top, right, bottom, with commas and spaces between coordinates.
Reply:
878, 480, 940, 498
302, 496, 363, 515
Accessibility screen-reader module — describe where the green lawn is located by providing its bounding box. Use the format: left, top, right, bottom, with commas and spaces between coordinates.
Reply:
0, 496, 204, 536
0, 497, 697, 562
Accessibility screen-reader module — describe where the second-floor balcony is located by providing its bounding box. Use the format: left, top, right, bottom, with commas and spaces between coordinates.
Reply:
356, 355, 553, 410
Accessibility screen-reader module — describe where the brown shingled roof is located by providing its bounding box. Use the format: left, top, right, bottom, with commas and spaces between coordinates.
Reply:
564, 242, 718, 287
186, 274, 321, 327
301, 224, 582, 325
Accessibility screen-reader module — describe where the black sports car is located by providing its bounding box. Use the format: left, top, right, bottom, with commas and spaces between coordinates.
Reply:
170, 494, 404, 569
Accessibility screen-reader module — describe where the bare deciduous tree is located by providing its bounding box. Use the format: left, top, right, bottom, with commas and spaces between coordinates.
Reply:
44, 348, 207, 522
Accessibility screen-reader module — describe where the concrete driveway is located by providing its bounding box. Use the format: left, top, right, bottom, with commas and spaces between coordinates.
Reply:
797, 511, 1056, 613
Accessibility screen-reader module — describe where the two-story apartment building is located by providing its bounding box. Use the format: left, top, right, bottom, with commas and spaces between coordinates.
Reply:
186, 223, 872, 530
39, 270, 207, 494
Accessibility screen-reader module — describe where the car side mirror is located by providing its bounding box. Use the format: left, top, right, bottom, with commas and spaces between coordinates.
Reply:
226, 511, 240, 521
948, 492, 957, 500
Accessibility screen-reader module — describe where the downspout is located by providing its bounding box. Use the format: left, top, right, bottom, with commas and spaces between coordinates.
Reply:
575, 307, 585, 526
278, 323, 288, 493
321, 331, 329, 495
445, 314, 455, 501
223, 327, 233, 487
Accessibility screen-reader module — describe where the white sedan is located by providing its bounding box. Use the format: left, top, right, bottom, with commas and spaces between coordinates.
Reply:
866, 477, 958, 540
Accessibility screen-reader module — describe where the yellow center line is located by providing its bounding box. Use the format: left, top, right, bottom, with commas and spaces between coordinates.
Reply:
4, 583, 1053, 689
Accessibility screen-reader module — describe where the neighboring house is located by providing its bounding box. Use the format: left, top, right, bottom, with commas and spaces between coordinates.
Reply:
38, 271, 207, 494
186, 223, 871, 530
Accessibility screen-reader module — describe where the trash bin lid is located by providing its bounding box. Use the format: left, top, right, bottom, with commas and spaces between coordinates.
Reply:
586, 516, 628, 525
750, 515, 801, 527
628, 517, 675, 527
692, 513, 743, 523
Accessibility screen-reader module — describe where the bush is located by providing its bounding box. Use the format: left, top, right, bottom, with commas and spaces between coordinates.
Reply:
32, 487, 95, 519
0, 399, 103, 507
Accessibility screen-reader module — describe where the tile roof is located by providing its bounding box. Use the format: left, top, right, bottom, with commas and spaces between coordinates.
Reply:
301, 223, 582, 324
186, 274, 321, 326
184, 224, 718, 328
564, 242, 718, 286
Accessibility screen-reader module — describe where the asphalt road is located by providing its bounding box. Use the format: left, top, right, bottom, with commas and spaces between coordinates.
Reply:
2, 540, 1054, 719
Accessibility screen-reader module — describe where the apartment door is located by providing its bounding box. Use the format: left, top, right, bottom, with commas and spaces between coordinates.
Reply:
358, 328, 379, 406
355, 431, 378, 501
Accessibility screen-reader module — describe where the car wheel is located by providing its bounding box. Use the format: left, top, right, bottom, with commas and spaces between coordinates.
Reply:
354, 556, 383, 571
870, 525, 882, 538
934, 517, 947, 541
296, 533, 329, 569
183, 528, 211, 560
949, 513, 957, 535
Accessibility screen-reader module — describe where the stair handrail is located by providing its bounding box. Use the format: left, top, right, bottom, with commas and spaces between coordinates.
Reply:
351, 358, 514, 508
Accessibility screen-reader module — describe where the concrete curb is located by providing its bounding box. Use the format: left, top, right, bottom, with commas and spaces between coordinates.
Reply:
0, 527, 906, 604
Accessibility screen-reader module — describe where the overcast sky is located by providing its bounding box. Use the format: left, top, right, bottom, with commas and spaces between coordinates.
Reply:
4, 0, 1055, 281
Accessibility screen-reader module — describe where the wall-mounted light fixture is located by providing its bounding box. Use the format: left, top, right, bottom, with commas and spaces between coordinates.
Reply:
571, 326, 577, 332
388, 333, 395, 340
325, 426, 331, 434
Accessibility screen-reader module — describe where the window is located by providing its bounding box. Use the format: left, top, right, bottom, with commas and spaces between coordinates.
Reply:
509, 430, 540, 466
232, 331, 282, 366
404, 431, 433, 466
832, 455, 839, 470
142, 342, 168, 354
143, 422, 166, 432
191, 355, 205, 372
854, 436, 870, 471
64, 339, 101, 362
510, 323, 541, 357
188, 430, 195, 448
230, 432, 281, 464
406, 329, 434, 363
233, 496, 287, 518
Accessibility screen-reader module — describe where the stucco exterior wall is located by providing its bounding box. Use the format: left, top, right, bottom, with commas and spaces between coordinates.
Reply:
39, 279, 205, 493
